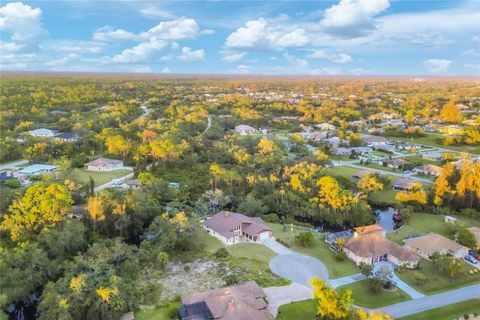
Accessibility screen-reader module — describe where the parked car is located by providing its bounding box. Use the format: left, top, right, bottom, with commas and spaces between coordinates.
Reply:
469, 250, 479, 258
465, 255, 478, 264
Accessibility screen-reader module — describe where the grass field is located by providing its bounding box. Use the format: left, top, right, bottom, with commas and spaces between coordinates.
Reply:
398, 298, 480, 320
325, 166, 359, 179
355, 162, 400, 173
387, 213, 480, 245
396, 259, 480, 295
226, 243, 277, 263
276, 300, 317, 320
402, 155, 439, 165
266, 223, 359, 279
336, 280, 410, 308
368, 188, 398, 205
70, 168, 131, 186
134, 302, 180, 320
388, 133, 480, 155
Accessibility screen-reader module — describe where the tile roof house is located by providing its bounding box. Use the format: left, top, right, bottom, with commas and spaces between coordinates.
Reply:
361, 134, 388, 147
403, 232, 469, 259
84, 158, 123, 172
55, 132, 78, 142
467, 227, 480, 248
234, 125, 258, 136
413, 164, 444, 177
344, 224, 420, 268
204, 211, 272, 245
392, 179, 419, 192
29, 128, 56, 137
178, 281, 273, 320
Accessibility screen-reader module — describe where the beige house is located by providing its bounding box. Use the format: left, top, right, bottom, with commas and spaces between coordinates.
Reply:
204, 211, 272, 245
344, 224, 420, 268
235, 125, 258, 136
84, 158, 123, 171
403, 232, 469, 259
467, 227, 480, 248
178, 281, 273, 320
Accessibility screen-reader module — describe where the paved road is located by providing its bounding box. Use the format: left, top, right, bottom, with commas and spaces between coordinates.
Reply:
377, 283, 480, 318
264, 283, 313, 317
94, 169, 134, 193
0, 159, 28, 170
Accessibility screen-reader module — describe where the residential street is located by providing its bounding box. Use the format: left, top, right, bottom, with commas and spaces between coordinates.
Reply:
377, 283, 480, 318
93, 169, 134, 193
0, 159, 28, 170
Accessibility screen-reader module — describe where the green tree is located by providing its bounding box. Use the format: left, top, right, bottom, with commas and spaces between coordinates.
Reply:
458, 229, 476, 248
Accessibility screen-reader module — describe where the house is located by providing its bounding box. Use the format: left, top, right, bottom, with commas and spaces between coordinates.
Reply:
55, 132, 78, 142
315, 123, 336, 131
413, 164, 443, 177
29, 128, 56, 137
178, 281, 273, 320
204, 211, 272, 245
467, 227, 480, 248
421, 151, 443, 161
383, 158, 411, 169
13, 133, 26, 143
352, 170, 375, 180
439, 125, 464, 135
68, 206, 87, 220
18, 164, 58, 175
0, 171, 14, 183
334, 147, 352, 156
84, 158, 123, 171
119, 312, 135, 320
444, 215, 458, 224
350, 147, 372, 156
325, 136, 345, 147
403, 233, 469, 259
307, 131, 329, 142
125, 179, 141, 190
392, 179, 418, 192
361, 134, 388, 147
344, 224, 420, 268
235, 125, 258, 136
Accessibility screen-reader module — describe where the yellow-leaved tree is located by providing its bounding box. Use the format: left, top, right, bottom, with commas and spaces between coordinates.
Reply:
316, 176, 357, 211
357, 174, 383, 196
440, 101, 462, 123
310, 277, 352, 320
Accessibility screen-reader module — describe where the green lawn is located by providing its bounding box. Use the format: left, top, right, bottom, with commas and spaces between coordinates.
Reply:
227, 243, 277, 263
373, 150, 392, 157
325, 166, 359, 179
134, 302, 180, 320
276, 300, 317, 320
398, 299, 480, 320
396, 259, 480, 295
402, 155, 439, 165
368, 188, 398, 205
387, 213, 480, 245
336, 280, 410, 308
386, 133, 480, 155
198, 230, 224, 253
70, 168, 131, 186
266, 223, 359, 279
355, 162, 400, 173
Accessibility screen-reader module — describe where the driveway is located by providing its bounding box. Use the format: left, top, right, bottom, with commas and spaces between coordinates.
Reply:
330, 273, 366, 288
264, 283, 313, 317
377, 283, 480, 318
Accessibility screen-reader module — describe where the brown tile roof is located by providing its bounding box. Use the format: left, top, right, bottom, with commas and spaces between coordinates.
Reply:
346, 233, 420, 262
84, 157, 123, 167
204, 211, 271, 239
181, 281, 273, 320
403, 232, 469, 256
393, 178, 417, 189
354, 224, 385, 235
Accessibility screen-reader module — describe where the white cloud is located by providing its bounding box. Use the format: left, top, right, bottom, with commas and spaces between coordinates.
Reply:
161, 67, 171, 74
283, 52, 308, 67
391, 32, 452, 47
473, 35, 480, 43
0, 2, 47, 51
222, 52, 246, 63
310, 67, 341, 75
132, 65, 153, 73
461, 49, 479, 59
307, 49, 352, 63
423, 59, 451, 73
138, 5, 173, 19
350, 67, 369, 75
464, 64, 480, 71
42, 40, 106, 54
93, 25, 135, 42
320, 0, 390, 38
140, 17, 204, 41
329, 53, 352, 63
112, 38, 167, 63
236, 64, 252, 74
225, 17, 309, 50
0, 41, 24, 53
178, 47, 205, 61
44, 53, 80, 67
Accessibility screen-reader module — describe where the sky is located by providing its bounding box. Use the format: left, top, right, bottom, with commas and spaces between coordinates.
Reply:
1, 0, 479, 75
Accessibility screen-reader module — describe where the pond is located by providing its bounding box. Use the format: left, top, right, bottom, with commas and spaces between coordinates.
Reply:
374, 207, 398, 232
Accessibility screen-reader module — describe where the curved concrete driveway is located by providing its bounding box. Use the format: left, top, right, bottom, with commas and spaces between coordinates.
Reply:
270, 253, 329, 287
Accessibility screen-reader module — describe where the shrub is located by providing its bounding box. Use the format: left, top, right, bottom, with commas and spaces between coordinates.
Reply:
183, 265, 191, 272
224, 273, 238, 286
414, 272, 427, 285
262, 213, 280, 223
335, 251, 347, 261
214, 247, 229, 259
368, 278, 383, 295
3, 178, 21, 189
294, 231, 315, 248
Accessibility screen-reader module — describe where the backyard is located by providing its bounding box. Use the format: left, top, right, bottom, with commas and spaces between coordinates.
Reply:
336, 280, 411, 308
70, 168, 131, 186
266, 223, 359, 279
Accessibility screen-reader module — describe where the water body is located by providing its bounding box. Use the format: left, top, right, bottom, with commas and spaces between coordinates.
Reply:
374, 207, 396, 231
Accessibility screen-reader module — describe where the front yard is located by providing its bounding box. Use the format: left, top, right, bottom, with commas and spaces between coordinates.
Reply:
396, 259, 480, 295
276, 300, 317, 320
336, 280, 411, 308
397, 298, 480, 320
70, 168, 131, 186
266, 223, 359, 279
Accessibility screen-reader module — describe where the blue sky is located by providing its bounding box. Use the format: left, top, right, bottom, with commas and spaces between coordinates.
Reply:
1, 0, 479, 75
